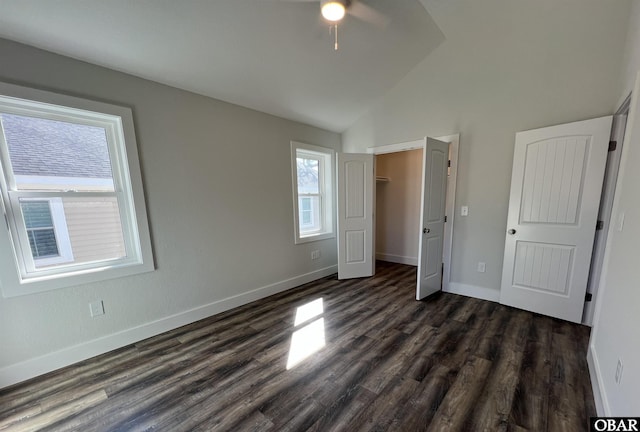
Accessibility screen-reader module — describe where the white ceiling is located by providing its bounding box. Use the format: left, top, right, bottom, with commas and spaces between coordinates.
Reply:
0, 0, 445, 132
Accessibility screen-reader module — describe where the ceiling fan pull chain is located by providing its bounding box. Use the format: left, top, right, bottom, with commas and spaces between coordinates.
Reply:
328, 23, 339, 51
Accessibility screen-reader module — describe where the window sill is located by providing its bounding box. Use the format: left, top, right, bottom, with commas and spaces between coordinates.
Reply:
0, 259, 155, 298
295, 232, 335, 245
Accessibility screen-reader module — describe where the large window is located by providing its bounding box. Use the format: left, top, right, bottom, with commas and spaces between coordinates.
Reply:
291, 141, 334, 244
0, 82, 154, 297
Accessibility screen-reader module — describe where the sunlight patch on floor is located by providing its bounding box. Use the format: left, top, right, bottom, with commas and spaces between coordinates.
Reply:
293, 297, 323, 326
286, 298, 326, 369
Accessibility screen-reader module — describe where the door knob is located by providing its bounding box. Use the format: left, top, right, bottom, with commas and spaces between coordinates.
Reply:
423, 228, 430, 234
508, 229, 516, 235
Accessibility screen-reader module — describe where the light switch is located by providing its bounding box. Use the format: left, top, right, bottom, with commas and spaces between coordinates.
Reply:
461, 206, 469, 216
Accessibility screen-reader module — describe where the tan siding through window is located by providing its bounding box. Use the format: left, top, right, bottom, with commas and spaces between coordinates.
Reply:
62, 197, 126, 264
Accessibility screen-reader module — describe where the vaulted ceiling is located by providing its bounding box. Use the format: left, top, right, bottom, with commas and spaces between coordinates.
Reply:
0, 0, 445, 132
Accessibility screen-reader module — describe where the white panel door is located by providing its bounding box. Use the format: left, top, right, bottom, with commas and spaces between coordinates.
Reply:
417, 138, 449, 300
337, 153, 374, 279
500, 116, 612, 323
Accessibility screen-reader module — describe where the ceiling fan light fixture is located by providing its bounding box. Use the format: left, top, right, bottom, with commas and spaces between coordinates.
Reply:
321, 1, 346, 22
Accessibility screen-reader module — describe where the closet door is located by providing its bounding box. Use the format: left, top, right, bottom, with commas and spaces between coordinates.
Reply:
416, 138, 448, 300
337, 153, 374, 279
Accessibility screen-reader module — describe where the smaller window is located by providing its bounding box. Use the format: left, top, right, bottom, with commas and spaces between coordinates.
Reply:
291, 141, 334, 244
20, 198, 74, 267
23, 201, 58, 258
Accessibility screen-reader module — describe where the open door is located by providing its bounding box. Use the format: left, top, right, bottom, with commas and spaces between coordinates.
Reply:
337, 153, 374, 279
500, 116, 612, 323
416, 138, 449, 300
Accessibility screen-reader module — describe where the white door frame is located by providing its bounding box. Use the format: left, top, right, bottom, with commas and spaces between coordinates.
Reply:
367, 134, 459, 292
583, 110, 627, 325
582, 96, 631, 326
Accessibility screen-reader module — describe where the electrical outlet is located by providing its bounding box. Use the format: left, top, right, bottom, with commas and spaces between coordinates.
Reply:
461, 206, 469, 216
477, 262, 486, 273
311, 250, 321, 260
89, 300, 105, 317
615, 359, 623, 384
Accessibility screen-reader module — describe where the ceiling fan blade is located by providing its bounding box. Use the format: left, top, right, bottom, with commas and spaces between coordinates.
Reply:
347, 1, 390, 28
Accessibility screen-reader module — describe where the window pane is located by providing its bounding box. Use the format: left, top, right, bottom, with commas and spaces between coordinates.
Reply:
58, 197, 126, 265
20, 196, 126, 269
301, 197, 311, 211
296, 157, 319, 194
299, 196, 321, 234
1, 113, 114, 192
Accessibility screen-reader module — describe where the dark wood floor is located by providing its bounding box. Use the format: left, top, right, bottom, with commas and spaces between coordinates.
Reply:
0, 262, 595, 432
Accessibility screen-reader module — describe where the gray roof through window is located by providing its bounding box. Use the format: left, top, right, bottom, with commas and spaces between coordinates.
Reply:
1, 113, 113, 179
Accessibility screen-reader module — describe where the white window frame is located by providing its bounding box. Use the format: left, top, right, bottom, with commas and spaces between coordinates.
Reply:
20, 197, 74, 267
0, 81, 154, 297
291, 141, 335, 244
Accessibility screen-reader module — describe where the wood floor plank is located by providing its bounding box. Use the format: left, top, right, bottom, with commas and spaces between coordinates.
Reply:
467, 346, 524, 431
427, 355, 493, 432
548, 331, 591, 432
509, 315, 553, 431
386, 364, 455, 432
307, 386, 377, 432
2, 390, 107, 432
0, 262, 596, 432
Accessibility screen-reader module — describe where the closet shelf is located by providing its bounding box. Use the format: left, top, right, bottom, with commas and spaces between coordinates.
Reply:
376, 176, 391, 182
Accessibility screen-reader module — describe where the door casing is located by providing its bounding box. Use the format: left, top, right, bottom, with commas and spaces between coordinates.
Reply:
367, 134, 459, 292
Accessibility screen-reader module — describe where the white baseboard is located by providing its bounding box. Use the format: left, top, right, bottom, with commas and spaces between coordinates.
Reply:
444, 282, 500, 302
0, 265, 337, 389
375, 253, 417, 266
587, 343, 609, 416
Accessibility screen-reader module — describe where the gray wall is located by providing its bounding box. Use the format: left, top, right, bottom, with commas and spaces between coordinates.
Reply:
344, 0, 629, 298
589, 0, 640, 415
0, 38, 340, 379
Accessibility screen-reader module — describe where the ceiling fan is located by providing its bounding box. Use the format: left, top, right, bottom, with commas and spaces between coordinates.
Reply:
288, 0, 389, 50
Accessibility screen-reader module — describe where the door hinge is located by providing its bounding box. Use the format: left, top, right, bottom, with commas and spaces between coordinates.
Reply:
585, 292, 593, 302
3, 212, 8, 231
596, 220, 604, 231
608, 141, 617, 152
448, 160, 451, 167
444, 215, 447, 223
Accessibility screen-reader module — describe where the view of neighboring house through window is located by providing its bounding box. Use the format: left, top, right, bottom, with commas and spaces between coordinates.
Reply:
1, 113, 126, 269
291, 141, 334, 244
0, 82, 154, 296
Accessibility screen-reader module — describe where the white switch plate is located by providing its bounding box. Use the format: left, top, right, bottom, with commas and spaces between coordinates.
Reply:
461, 206, 469, 216
477, 262, 486, 273
89, 300, 105, 317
